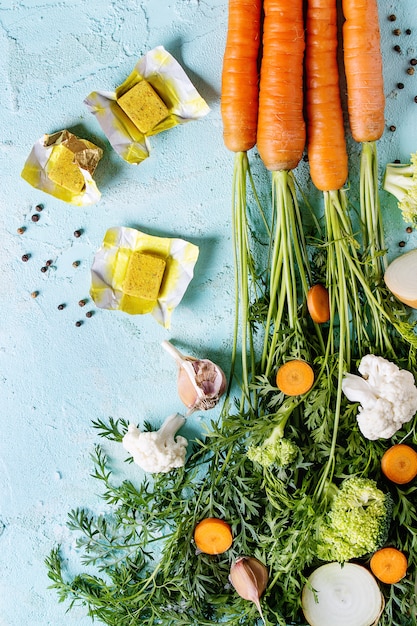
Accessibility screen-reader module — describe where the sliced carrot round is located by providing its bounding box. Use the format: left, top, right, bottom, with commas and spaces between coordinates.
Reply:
370, 547, 408, 584
193, 517, 233, 555
381, 444, 417, 485
276, 360, 315, 396
307, 284, 330, 324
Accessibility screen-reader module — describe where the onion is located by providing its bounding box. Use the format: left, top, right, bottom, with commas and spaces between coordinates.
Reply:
302, 562, 384, 626
384, 248, 417, 309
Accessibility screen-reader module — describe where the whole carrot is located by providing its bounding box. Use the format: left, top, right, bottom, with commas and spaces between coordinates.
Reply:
257, 0, 306, 172
305, 0, 348, 192
342, 0, 385, 143
221, 0, 262, 153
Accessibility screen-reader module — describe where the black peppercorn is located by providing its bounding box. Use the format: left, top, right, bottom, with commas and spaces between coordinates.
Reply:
394, 45, 401, 52
73, 229, 82, 238
399, 241, 406, 247
35, 204, 43, 212
397, 83, 405, 89
406, 226, 413, 233
414, 96, 417, 104
86, 311, 94, 318
31, 214, 40, 222
21, 253, 30, 262
394, 159, 401, 164
388, 14, 396, 21
45, 259, 53, 267
406, 29, 412, 35
57, 304, 65, 310
75, 320, 83, 327
389, 125, 397, 132
17, 227, 25, 234
393, 28, 401, 36
40, 266, 48, 273
72, 260, 80, 268
411, 59, 417, 66
78, 299, 87, 307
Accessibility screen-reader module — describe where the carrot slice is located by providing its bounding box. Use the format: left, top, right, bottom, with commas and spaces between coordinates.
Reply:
370, 547, 408, 584
276, 360, 314, 396
193, 517, 233, 555
307, 284, 330, 324
381, 444, 417, 485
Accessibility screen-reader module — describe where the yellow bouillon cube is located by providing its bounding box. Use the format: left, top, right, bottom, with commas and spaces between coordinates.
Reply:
123, 251, 166, 300
117, 80, 169, 134
47, 144, 86, 194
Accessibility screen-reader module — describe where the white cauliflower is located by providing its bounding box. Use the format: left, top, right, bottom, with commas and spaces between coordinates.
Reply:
122, 413, 188, 473
342, 354, 417, 440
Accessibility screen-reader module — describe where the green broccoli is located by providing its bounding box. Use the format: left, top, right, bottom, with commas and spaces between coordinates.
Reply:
316, 476, 393, 563
383, 152, 417, 227
247, 424, 299, 468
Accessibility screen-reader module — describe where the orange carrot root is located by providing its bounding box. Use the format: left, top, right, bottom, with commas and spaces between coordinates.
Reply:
276, 360, 315, 396
193, 517, 233, 555
257, 0, 306, 172
370, 547, 408, 584
342, 0, 385, 143
305, 0, 348, 191
221, 0, 262, 153
381, 444, 417, 485
307, 284, 330, 324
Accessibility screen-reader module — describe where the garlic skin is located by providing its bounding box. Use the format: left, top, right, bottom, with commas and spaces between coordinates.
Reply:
162, 340, 227, 415
229, 556, 268, 624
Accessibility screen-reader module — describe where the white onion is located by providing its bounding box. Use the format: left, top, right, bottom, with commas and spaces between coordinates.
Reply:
384, 248, 417, 309
302, 562, 384, 626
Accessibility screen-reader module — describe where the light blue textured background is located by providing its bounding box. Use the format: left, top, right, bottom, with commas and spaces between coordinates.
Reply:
0, 1, 416, 624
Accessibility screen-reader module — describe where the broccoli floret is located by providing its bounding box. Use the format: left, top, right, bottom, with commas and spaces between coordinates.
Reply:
383, 152, 417, 228
317, 477, 393, 563
247, 424, 299, 468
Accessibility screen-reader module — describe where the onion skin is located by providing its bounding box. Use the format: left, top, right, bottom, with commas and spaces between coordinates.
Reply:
384, 249, 417, 309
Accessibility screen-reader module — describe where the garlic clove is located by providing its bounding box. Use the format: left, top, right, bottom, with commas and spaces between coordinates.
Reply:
162, 340, 227, 414
229, 556, 268, 623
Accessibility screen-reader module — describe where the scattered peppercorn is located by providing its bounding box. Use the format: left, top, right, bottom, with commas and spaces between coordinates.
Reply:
406, 29, 412, 35
40, 266, 48, 273
389, 125, 397, 132
411, 59, 417, 66
78, 299, 87, 307
388, 14, 396, 21
303, 154, 309, 162
406, 226, 413, 233
31, 214, 40, 222
21, 254, 30, 262
397, 82, 405, 89
31, 291, 39, 298
45, 259, 53, 267
86, 311, 94, 318
73, 229, 82, 238
75, 320, 83, 327
407, 67, 415, 76
394, 45, 401, 53
35, 204, 43, 212
393, 28, 401, 36
414, 96, 417, 104
394, 159, 401, 164
17, 227, 25, 234
399, 241, 406, 247
72, 260, 80, 268
57, 304, 65, 310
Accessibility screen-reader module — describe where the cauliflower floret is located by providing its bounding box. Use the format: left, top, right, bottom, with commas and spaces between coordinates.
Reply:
383, 152, 417, 228
122, 413, 188, 473
342, 354, 417, 440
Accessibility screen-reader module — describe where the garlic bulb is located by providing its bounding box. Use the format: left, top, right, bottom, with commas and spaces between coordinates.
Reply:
162, 340, 227, 415
229, 556, 268, 624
